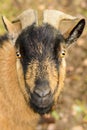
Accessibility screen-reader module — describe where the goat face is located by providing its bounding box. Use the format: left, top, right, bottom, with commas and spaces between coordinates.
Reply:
2, 13, 85, 115
15, 19, 85, 114
15, 24, 65, 114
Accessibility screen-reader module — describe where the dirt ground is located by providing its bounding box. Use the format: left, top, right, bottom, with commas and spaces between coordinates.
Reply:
0, 0, 87, 130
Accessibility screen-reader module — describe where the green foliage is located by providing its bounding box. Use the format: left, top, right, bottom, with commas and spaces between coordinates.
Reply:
51, 110, 60, 120
73, 100, 87, 123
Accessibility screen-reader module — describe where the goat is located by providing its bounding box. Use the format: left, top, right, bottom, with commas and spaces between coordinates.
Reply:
0, 9, 85, 130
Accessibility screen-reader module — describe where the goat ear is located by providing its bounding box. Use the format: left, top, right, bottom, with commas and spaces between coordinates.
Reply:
65, 19, 85, 46
2, 16, 22, 44
2, 16, 22, 34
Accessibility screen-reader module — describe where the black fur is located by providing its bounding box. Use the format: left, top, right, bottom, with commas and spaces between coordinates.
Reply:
16, 24, 64, 60
16, 24, 64, 72
65, 19, 85, 44
0, 34, 8, 47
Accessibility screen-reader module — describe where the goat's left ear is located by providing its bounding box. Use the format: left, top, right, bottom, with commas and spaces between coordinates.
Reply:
65, 19, 85, 46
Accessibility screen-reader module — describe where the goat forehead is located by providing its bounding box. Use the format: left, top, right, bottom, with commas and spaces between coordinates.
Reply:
16, 25, 64, 63
16, 24, 64, 57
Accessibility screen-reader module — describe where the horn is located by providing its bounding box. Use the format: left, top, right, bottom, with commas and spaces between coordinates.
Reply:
13, 9, 38, 29
2, 9, 38, 44
43, 10, 77, 29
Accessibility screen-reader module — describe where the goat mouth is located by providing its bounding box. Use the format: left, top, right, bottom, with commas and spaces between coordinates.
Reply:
30, 90, 54, 115
25, 83, 57, 114
30, 100, 53, 115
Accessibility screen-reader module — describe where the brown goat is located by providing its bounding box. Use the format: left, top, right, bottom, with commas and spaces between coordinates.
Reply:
0, 9, 85, 130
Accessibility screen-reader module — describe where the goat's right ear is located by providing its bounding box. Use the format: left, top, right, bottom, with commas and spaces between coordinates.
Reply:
2, 16, 22, 34
2, 16, 22, 43
65, 19, 85, 46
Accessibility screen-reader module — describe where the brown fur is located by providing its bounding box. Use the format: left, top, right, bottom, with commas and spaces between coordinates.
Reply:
0, 39, 66, 130
0, 41, 39, 130
24, 48, 66, 102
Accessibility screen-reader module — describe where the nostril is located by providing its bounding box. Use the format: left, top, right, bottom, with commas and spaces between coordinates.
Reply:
34, 87, 51, 97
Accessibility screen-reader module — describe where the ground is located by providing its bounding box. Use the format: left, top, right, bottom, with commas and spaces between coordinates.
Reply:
0, 0, 87, 130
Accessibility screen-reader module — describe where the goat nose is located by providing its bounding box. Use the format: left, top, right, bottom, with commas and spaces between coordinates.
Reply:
34, 79, 51, 97
34, 86, 51, 97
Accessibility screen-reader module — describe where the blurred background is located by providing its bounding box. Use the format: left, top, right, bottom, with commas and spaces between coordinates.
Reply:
0, 0, 87, 130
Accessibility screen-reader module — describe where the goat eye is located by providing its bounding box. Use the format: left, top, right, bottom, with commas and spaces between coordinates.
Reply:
61, 50, 66, 58
16, 51, 21, 58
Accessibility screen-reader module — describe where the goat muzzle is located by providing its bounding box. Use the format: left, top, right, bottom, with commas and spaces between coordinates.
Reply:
30, 80, 53, 114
